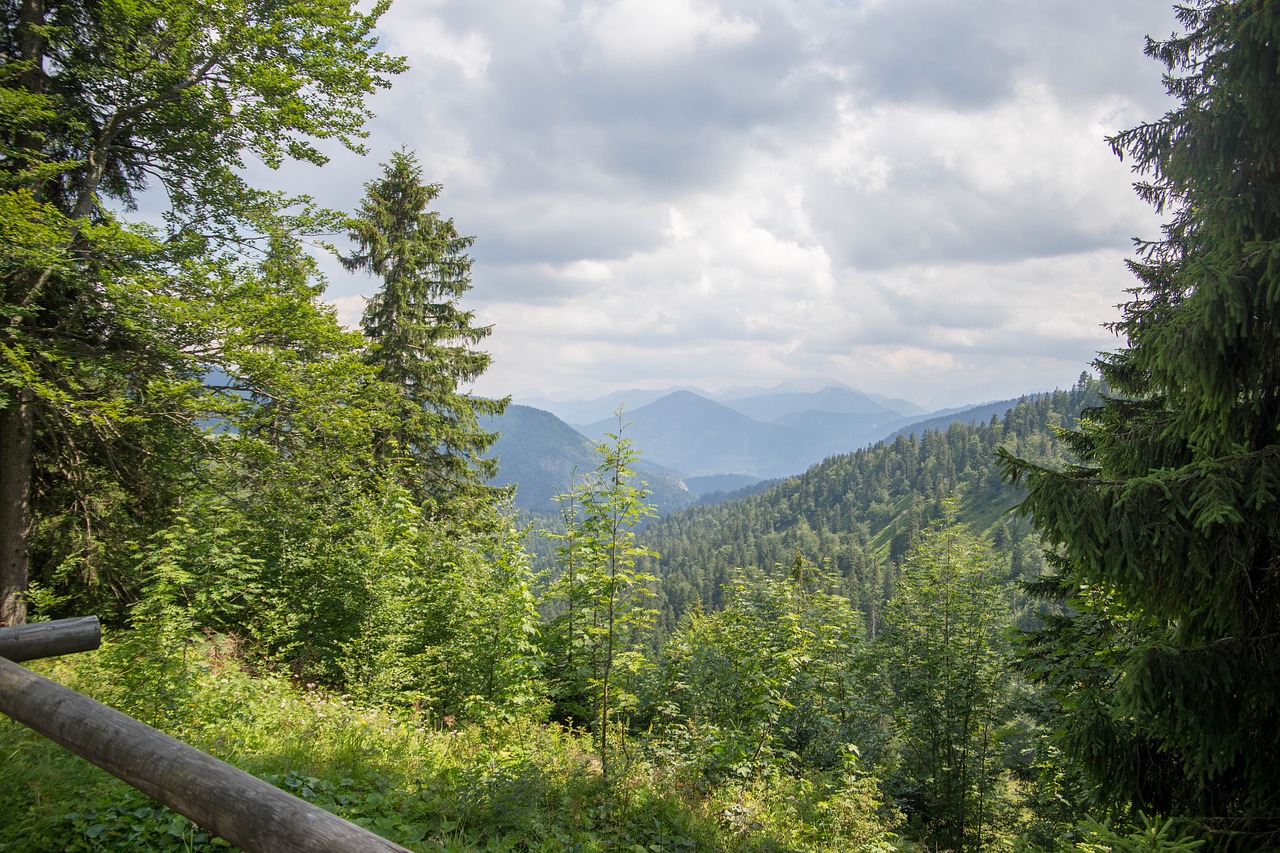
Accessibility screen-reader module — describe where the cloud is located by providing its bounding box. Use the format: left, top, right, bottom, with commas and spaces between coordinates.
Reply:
580, 0, 758, 65
299, 0, 1181, 408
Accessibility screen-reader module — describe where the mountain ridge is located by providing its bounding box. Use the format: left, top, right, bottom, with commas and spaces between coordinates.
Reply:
486, 383, 1074, 517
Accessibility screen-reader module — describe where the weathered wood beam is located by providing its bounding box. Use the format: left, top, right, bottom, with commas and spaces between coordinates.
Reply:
0, 615, 101, 662
0, 656, 412, 853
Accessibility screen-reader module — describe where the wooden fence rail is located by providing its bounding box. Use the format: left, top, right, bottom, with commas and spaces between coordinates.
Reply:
0, 619, 411, 853
0, 616, 101, 662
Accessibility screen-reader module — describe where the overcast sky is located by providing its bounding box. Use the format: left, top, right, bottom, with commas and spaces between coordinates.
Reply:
289, 0, 1180, 410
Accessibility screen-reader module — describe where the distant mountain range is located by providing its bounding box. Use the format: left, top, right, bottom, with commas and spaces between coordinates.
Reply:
484, 383, 1028, 514
482, 405, 697, 516
575, 390, 812, 479
521, 378, 925, 425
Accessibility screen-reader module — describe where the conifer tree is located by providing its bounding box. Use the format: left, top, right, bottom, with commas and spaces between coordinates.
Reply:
343, 149, 506, 513
1002, 2, 1280, 843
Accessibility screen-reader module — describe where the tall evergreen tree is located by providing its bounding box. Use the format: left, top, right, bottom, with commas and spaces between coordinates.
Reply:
1002, 1, 1280, 844
342, 149, 506, 512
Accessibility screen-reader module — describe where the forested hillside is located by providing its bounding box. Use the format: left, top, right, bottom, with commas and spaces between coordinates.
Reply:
642, 376, 1102, 633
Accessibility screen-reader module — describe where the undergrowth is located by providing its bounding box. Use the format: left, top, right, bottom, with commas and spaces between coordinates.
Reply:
0, 633, 900, 852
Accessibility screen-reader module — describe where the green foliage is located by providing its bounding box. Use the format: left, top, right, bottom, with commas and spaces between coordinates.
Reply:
878, 513, 1017, 852
1075, 812, 1206, 853
649, 560, 868, 779
339, 488, 543, 721
0, 0, 402, 625
54, 795, 233, 852
540, 417, 658, 773
1002, 3, 1280, 844
701, 764, 902, 853
643, 376, 1102, 636
0, 643, 901, 852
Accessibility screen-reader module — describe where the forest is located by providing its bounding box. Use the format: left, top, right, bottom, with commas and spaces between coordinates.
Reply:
2, 1, 1279, 851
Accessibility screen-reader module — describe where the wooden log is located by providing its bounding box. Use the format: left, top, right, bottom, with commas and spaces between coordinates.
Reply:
0, 656, 412, 853
0, 616, 101, 662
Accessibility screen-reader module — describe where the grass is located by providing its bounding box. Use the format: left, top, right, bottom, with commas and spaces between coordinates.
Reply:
0, 633, 900, 852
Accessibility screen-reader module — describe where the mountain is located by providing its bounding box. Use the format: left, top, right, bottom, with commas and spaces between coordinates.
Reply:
684, 473, 764, 500
719, 386, 936, 457
883, 397, 1027, 441
491, 384, 1092, 525
575, 388, 952, 479
862, 392, 928, 417
521, 378, 927, 425
520, 386, 711, 425
484, 405, 694, 516
575, 390, 818, 479
721, 386, 901, 421
712, 377, 854, 401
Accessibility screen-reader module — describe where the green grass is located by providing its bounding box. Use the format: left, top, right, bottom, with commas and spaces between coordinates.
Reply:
0, 634, 900, 852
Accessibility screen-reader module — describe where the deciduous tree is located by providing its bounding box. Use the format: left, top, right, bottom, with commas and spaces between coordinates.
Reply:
541, 417, 657, 775
652, 558, 866, 778
880, 515, 1013, 852
0, 0, 402, 624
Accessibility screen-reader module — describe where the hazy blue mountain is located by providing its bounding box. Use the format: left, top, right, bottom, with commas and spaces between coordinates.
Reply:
572, 388, 998, 481
520, 386, 711, 425
490, 388, 1059, 518
777, 409, 919, 451
862, 392, 928, 416
721, 386, 896, 421
520, 378, 929, 423
484, 405, 597, 511
484, 405, 694, 516
710, 377, 856, 401
683, 473, 763, 500
575, 391, 818, 479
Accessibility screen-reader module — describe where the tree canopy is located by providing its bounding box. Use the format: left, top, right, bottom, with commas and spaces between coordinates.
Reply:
0, 0, 402, 625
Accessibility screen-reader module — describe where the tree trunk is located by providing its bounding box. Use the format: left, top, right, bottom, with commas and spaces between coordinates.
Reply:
0, 389, 34, 626
0, 0, 46, 629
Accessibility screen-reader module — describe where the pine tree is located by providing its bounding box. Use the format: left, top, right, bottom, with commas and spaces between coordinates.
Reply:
342, 149, 506, 512
1002, 2, 1280, 844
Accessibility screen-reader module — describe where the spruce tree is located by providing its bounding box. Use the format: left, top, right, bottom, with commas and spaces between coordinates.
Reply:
342, 149, 506, 512
1002, 1, 1280, 843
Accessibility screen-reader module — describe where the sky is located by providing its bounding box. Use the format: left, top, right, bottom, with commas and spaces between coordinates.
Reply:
278, 0, 1181, 410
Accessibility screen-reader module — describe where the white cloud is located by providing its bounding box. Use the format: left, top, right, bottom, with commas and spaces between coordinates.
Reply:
386, 16, 492, 83
820, 98, 893, 193
581, 0, 758, 64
